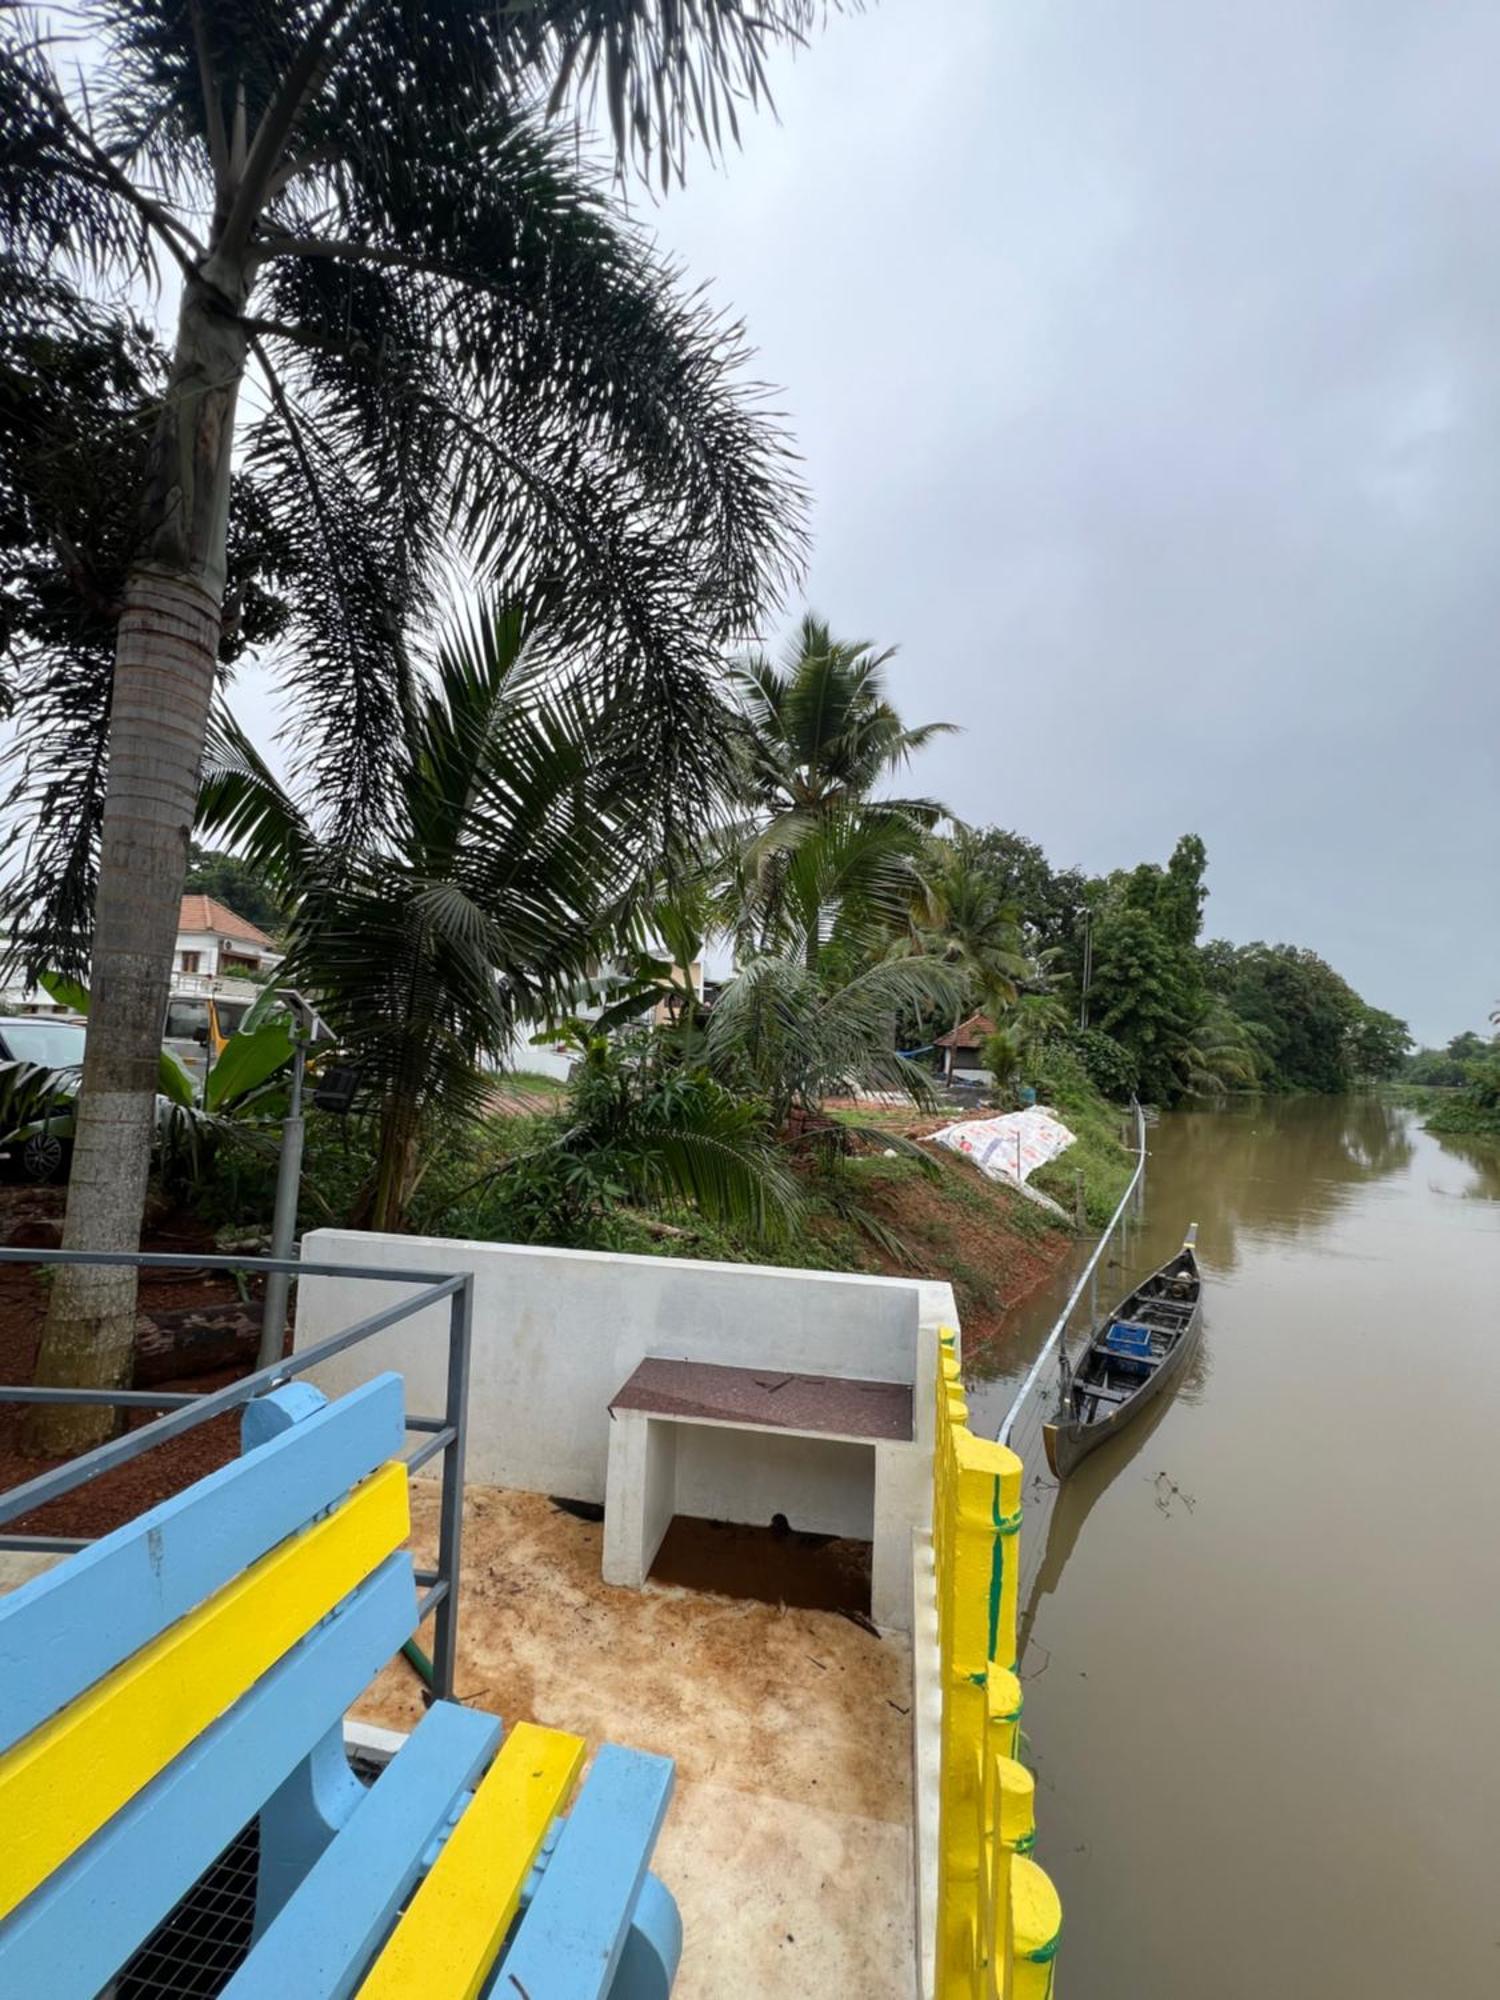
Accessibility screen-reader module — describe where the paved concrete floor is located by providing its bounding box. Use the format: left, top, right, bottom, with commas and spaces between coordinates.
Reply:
355, 1481, 917, 1998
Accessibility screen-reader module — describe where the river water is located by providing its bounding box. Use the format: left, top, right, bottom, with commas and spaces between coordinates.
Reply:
965, 1096, 1500, 2000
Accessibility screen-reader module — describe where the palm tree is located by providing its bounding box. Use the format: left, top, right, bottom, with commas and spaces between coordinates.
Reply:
3, 3, 822, 1440
723, 615, 956, 964
722, 810, 940, 973
705, 954, 962, 1142
1170, 999, 1261, 1099
731, 611, 955, 825
506, 1027, 804, 1246
196, 604, 700, 1231
891, 832, 1029, 1026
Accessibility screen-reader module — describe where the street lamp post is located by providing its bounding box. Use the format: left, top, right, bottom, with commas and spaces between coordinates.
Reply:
256, 989, 332, 1372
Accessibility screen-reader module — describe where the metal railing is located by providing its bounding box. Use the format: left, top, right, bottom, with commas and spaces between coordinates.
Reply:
0, 1246, 473, 1700
998, 1099, 1148, 1451
993, 1103, 1147, 1640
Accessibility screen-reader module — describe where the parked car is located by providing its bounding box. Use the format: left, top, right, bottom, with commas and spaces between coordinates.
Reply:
0, 1014, 87, 1182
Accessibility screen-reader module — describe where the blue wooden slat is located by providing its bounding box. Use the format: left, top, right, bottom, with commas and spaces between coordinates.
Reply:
0, 1374, 405, 1753
499, 1745, 677, 1999
223, 1702, 502, 2000
0, 1552, 416, 2000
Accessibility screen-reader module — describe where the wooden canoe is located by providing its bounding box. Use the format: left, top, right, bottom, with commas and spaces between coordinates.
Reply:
1043, 1227, 1202, 1479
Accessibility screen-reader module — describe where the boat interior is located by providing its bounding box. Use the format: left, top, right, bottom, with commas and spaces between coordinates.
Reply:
1070, 1266, 1198, 1411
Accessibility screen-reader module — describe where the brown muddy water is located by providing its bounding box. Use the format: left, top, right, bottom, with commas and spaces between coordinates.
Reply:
965, 1096, 1500, 2000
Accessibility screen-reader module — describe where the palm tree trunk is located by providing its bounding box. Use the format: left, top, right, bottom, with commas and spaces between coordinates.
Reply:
369, 1094, 424, 1234
25, 262, 248, 1455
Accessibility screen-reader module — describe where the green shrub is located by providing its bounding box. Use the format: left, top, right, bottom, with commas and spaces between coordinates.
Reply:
1026, 1042, 1137, 1227
1068, 1027, 1138, 1100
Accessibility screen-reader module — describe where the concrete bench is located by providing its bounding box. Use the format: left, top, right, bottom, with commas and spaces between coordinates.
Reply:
602, 1356, 915, 1631
0, 1374, 680, 1999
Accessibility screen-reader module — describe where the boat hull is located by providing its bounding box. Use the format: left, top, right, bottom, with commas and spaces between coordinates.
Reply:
1042, 1300, 1201, 1477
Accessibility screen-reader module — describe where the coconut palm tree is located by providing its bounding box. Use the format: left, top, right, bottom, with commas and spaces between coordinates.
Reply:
891, 832, 1029, 1023
705, 954, 962, 1142
721, 810, 939, 973
493, 1026, 804, 1247
723, 615, 956, 965
730, 611, 955, 831
2, 2, 822, 1440
196, 603, 707, 1231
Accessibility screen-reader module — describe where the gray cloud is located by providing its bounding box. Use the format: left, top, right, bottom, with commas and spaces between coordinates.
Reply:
644, 0, 1499, 1042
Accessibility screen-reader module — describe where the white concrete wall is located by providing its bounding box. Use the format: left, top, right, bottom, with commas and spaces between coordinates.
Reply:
175, 929, 221, 975
294, 1231, 952, 1537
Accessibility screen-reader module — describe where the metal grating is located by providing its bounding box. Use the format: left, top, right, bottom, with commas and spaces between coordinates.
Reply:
105, 1753, 388, 1998
112, 1817, 259, 1998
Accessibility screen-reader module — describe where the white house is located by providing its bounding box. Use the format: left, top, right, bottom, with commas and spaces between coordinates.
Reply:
2, 895, 281, 1020
172, 895, 281, 981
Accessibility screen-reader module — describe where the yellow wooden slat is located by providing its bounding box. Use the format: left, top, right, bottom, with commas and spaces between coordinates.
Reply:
0, 1459, 409, 1922
358, 1720, 585, 2000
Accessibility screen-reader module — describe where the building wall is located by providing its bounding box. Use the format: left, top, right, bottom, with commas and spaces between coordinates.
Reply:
174, 930, 221, 977
294, 1231, 951, 1546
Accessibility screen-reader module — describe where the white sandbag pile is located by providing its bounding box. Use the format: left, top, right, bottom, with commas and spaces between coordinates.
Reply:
926, 1106, 1076, 1217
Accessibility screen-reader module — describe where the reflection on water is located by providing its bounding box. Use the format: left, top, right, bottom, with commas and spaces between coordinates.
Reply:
1017, 1379, 1178, 1657
1431, 1127, 1500, 1199
987, 1096, 1500, 2000
966, 1095, 1416, 1431
1148, 1093, 1415, 1272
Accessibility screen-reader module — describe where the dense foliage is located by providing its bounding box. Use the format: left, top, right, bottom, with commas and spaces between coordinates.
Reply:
1400, 1024, 1500, 1138
947, 824, 1409, 1103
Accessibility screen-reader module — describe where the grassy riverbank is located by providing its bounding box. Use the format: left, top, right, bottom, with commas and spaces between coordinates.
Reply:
1025, 1052, 1140, 1225
167, 1065, 1139, 1363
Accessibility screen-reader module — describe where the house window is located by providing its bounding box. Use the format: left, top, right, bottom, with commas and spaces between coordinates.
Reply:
180, 951, 200, 974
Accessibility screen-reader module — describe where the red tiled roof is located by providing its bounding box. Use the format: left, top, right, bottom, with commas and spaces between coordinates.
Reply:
178, 895, 274, 948
934, 1012, 997, 1049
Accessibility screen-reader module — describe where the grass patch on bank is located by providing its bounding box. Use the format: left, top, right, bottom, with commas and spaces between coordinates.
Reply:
1425, 1096, 1500, 1139
1025, 1052, 1138, 1227
497, 1068, 568, 1095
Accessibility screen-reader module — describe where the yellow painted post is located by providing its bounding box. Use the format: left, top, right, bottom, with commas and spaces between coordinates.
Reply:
1010, 1857, 1063, 2000
933, 1329, 1059, 2000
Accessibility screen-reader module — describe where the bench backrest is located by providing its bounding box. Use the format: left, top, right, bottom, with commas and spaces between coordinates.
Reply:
0, 1374, 415, 1994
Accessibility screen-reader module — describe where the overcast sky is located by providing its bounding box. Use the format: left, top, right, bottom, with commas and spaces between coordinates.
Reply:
621, 0, 1497, 1045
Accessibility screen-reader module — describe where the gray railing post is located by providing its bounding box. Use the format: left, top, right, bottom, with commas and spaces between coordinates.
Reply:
257, 1033, 307, 1370
431, 1275, 474, 1702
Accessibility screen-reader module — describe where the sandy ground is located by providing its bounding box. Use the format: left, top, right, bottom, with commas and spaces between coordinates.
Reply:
356, 1481, 918, 1998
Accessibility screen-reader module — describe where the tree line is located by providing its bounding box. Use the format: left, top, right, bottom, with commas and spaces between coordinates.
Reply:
922, 826, 1412, 1105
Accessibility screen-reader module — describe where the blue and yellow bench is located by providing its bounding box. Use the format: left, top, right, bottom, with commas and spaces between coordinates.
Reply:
0, 1373, 681, 1997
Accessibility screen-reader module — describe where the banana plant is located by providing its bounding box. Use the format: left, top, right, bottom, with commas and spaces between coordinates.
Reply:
41, 969, 295, 1113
